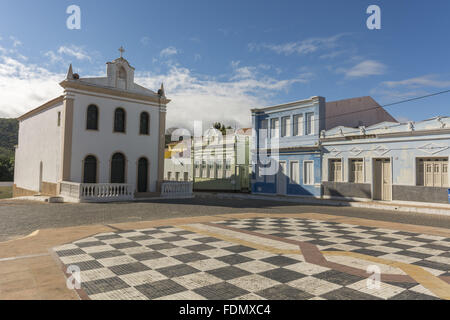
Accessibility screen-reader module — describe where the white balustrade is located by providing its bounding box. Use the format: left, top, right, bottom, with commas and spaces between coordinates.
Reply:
161, 181, 193, 198
60, 181, 133, 202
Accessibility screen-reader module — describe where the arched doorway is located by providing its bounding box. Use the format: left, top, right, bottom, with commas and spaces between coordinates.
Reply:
137, 157, 148, 192
111, 153, 126, 183
83, 155, 97, 183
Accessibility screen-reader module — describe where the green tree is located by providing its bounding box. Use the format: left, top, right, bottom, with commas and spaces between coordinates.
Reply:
0, 155, 14, 181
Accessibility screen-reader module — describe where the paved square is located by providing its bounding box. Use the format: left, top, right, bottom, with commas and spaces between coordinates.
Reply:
53, 216, 450, 300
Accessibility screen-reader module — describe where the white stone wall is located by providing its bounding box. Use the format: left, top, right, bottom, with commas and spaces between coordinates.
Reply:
164, 158, 193, 181
69, 90, 162, 193
14, 103, 63, 191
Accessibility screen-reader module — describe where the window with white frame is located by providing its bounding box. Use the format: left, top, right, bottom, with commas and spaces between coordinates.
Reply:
303, 161, 314, 185
293, 114, 303, 136
216, 161, 223, 178
194, 162, 200, 178
167, 171, 172, 180
290, 161, 299, 184
207, 161, 214, 178
225, 159, 232, 178
260, 119, 269, 139
201, 161, 207, 178
329, 159, 342, 182
184, 172, 189, 181
305, 112, 315, 136
349, 159, 364, 183
281, 116, 291, 137
417, 158, 448, 187
175, 172, 180, 181
270, 118, 279, 138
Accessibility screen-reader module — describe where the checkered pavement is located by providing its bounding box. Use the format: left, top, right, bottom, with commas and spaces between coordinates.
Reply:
53, 218, 449, 300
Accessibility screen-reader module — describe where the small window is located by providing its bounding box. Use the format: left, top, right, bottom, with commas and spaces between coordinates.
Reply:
140, 112, 150, 135
184, 172, 189, 181
57, 112, 61, 127
114, 108, 126, 133
260, 119, 269, 138
293, 114, 303, 136
290, 161, 299, 184
225, 159, 232, 178
304, 161, 314, 185
350, 159, 364, 183
86, 105, 99, 130
194, 162, 200, 178
175, 172, 180, 181
270, 118, 279, 138
167, 172, 172, 180
201, 161, 207, 178
329, 159, 342, 182
118, 66, 126, 79
305, 112, 315, 135
417, 158, 448, 187
281, 117, 291, 137
216, 161, 223, 178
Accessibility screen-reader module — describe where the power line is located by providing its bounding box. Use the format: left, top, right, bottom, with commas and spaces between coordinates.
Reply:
256, 88, 450, 139
251, 88, 450, 145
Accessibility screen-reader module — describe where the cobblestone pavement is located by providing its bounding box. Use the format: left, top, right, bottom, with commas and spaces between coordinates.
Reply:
53, 215, 450, 300
2, 196, 450, 242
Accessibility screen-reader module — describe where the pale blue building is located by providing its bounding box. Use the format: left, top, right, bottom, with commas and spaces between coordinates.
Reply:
321, 117, 450, 204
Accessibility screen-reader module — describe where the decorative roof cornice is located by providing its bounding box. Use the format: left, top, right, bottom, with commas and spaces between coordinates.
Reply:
59, 80, 171, 104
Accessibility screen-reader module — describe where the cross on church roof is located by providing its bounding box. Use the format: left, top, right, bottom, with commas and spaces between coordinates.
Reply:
119, 46, 125, 58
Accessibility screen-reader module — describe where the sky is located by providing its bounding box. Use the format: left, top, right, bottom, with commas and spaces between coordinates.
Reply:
1, 0, 450, 129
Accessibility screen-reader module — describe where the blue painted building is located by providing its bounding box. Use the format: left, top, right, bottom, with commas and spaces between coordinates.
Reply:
250, 96, 398, 198
251, 96, 325, 197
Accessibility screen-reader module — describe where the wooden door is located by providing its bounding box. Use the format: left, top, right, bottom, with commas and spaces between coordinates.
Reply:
381, 159, 392, 201
277, 161, 287, 195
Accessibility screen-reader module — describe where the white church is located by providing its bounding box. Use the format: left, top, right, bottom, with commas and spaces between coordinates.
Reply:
13, 48, 186, 202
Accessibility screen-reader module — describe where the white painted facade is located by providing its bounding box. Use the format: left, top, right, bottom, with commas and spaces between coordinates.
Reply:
14, 101, 63, 192
14, 53, 171, 201
164, 158, 193, 182
69, 90, 161, 192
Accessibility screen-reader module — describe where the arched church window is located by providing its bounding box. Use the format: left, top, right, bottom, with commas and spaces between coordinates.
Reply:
118, 66, 126, 80
114, 108, 126, 133
111, 153, 126, 183
83, 155, 97, 183
86, 105, 99, 130
140, 112, 150, 135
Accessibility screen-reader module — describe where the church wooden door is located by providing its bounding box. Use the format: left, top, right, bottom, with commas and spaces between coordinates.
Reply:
137, 157, 148, 192
111, 153, 126, 184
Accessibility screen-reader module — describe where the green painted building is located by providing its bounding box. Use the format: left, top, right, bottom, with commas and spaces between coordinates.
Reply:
193, 128, 251, 192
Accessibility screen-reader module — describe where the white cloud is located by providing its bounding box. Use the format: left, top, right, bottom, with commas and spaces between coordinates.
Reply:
0, 55, 64, 118
1, 49, 308, 131
194, 53, 202, 61
140, 36, 150, 46
382, 75, 450, 88
9, 36, 22, 47
340, 60, 386, 78
249, 33, 348, 56
57, 45, 91, 61
136, 65, 309, 128
160, 46, 178, 57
